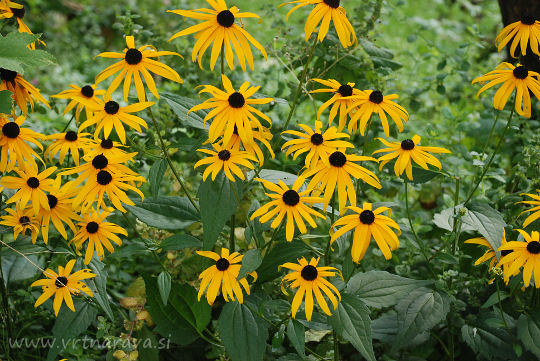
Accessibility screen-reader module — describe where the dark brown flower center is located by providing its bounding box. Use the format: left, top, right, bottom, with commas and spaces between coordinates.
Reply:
27, 177, 40, 189
228, 92, 245, 108
0, 68, 17, 83
125, 48, 143, 65
80, 85, 94, 98
323, 0, 340, 9
218, 150, 231, 161
217, 10, 235, 27
401, 139, 415, 150
338, 84, 353, 97
527, 241, 540, 254
104, 101, 120, 115
513, 66, 529, 79
86, 221, 99, 234
2, 122, 20, 138
310, 133, 324, 145
369, 90, 384, 104
47, 195, 58, 209
329, 151, 347, 167
500, 249, 513, 257
101, 139, 113, 149
216, 258, 230, 271
282, 189, 300, 206
233, 125, 239, 135
55, 276, 68, 288
97, 170, 113, 185
92, 154, 109, 169
19, 216, 30, 225
521, 14, 536, 25
359, 210, 375, 224
11, 6, 25, 18
64, 131, 78, 141
301, 265, 318, 281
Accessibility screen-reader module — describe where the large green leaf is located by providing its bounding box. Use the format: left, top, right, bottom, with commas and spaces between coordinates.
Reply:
149, 158, 168, 199
461, 319, 515, 360
329, 293, 376, 361
287, 318, 305, 358
1, 253, 43, 285
237, 249, 262, 280
257, 242, 309, 283
346, 271, 433, 308
160, 233, 202, 251
137, 326, 159, 361
126, 196, 199, 230
245, 200, 270, 248
247, 169, 299, 186
0, 90, 13, 114
161, 92, 208, 130
78, 257, 115, 321
218, 301, 269, 361
157, 271, 172, 306
0, 32, 56, 74
518, 314, 540, 359
371, 311, 429, 347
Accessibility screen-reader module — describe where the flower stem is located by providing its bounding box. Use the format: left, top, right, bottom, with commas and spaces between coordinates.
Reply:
480, 110, 501, 157
496, 279, 511, 335
333, 330, 340, 361
325, 193, 336, 265
229, 214, 235, 251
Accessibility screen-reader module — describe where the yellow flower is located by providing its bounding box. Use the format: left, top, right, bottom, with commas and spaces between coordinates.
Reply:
30, 259, 96, 316
0, 115, 44, 172
0, 67, 49, 115
0, 2, 45, 49
250, 176, 325, 242
52, 84, 105, 123
330, 203, 400, 262
194, 143, 256, 182
0, 207, 39, 243
95, 35, 183, 102
495, 15, 540, 57
44, 130, 93, 166
196, 248, 257, 305
373, 135, 451, 181
279, 0, 356, 48
280, 257, 341, 321
220, 124, 274, 165
83, 137, 129, 159
168, 0, 267, 71
498, 230, 540, 288
517, 190, 540, 228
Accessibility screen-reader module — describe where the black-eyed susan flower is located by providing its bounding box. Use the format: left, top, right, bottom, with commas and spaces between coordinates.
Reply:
194, 143, 256, 182
1, 166, 56, 215
0, 67, 49, 115
0, 115, 44, 172
95, 35, 183, 102
280, 256, 341, 321
196, 248, 257, 305
498, 230, 540, 288
0, 207, 39, 243
52, 84, 105, 123
303, 150, 381, 214
70, 209, 128, 264
279, 0, 356, 48
30, 259, 96, 316
0, 2, 45, 49
495, 15, 540, 57
221, 124, 274, 165
189, 75, 273, 145
310, 79, 363, 131
83, 137, 128, 159
44, 130, 93, 166
347, 90, 408, 137
517, 190, 540, 228
472, 63, 540, 118
250, 176, 325, 242
168, 1, 267, 71
373, 135, 451, 181
281, 120, 353, 169
78, 96, 153, 144
330, 203, 400, 262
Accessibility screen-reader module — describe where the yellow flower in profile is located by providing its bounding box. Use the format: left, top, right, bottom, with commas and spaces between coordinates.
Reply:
495, 15, 540, 57
0, 115, 44, 172
44, 130, 93, 166
30, 259, 96, 316
303, 150, 381, 214
189, 75, 273, 145
280, 257, 341, 321
196, 248, 257, 305
71, 209, 128, 264
517, 190, 540, 228
250, 176, 325, 242
310, 79, 363, 131
194, 143, 256, 182
281, 120, 353, 169
83, 137, 128, 159
1, 166, 57, 215
279, 0, 356, 48
330, 203, 400, 262
221, 124, 274, 165
0, 2, 45, 49
168, 0, 267, 71
78, 96, 154, 144
347, 90, 409, 137
52, 84, 105, 123
498, 230, 540, 288
0, 67, 49, 115
95, 35, 183, 102
0, 207, 39, 243
373, 135, 451, 181
472, 63, 540, 118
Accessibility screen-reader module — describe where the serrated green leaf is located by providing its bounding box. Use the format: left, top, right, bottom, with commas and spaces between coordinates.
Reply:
246, 169, 299, 186
287, 318, 305, 358
461, 321, 515, 360
237, 249, 262, 280
1, 253, 43, 285
462, 202, 506, 254
158, 271, 172, 306
257, 242, 309, 283
126, 196, 199, 230
137, 326, 159, 361
160, 233, 202, 251
79, 257, 114, 321
0, 90, 13, 114
0, 32, 56, 74
518, 314, 540, 358
161, 92, 208, 130
149, 158, 167, 199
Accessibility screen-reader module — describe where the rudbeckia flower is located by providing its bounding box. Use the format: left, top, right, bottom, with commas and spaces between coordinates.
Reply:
83, 138, 128, 159
44, 130, 93, 166
78, 96, 154, 144
517, 190, 540, 228
279, 0, 356, 48
52, 84, 105, 123
472, 63, 540, 118
498, 230, 540, 288
70, 209, 128, 264
168, 0, 267, 71
310, 79, 363, 131
0, 207, 39, 243
189, 75, 273, 145
347, 90, 408, 137
280, 257, 341, 321
303, 150, 381, 214
196, 248, 257, 305
373, 135, 451, 181
194, 143, 256, 182
30, 259, 96, 316
220, 124, 274, 165
281, 120, 353, 169
1, 166, 57, 215
0, 67, 49, 115
495, 15, 540, 57
250, 176, 325, 242
330, 203, 401, 262
95, 35, 183, 102
0, 2, 45, 49
0, 115, 44, 172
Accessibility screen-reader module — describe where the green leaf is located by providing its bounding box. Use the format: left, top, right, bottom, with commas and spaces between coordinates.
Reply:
1, 253, 43, 285
245, 200, 269, 248
137, 326, 159, 361
257, 242, 309, 283
328, 294, 376, 361
158, 271, 172, 306
160, 233, 202, 251
0, 32, 56, 74
125, 196, 199, 230
247, 169, 299, 186
198, 173, 240, 250
462, 320, 515, 360
80, 257, 115, 321
287, 318, 305, 358
161, 92, 208, 130
480, 291, 508, 309
218, 301, 269, 361
149, 158, 168, 199
401, 166, 441, 184
372, 311, 430, 347
237, 249, 262, 280
461, 202, 506, 254
518, 314, 540, 358
0, 90, 13, 114
346, 271, 433, 309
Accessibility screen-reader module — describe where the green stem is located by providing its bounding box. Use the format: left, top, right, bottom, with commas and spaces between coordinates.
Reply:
496, 279, 511, 335
61, 113, 76, 132
220, 44, 225, 77
333, 330, 339, 361
325, 193, 336, 265
480, 111, 501, 157
450, 177, 461, 255
229, 214, 235, 251
262, 223, 283, 256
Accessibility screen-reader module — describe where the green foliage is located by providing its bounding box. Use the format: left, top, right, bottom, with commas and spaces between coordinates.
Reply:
0, 90, 12, 114
125, 196, 199, 230
0, 32, 56, 73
